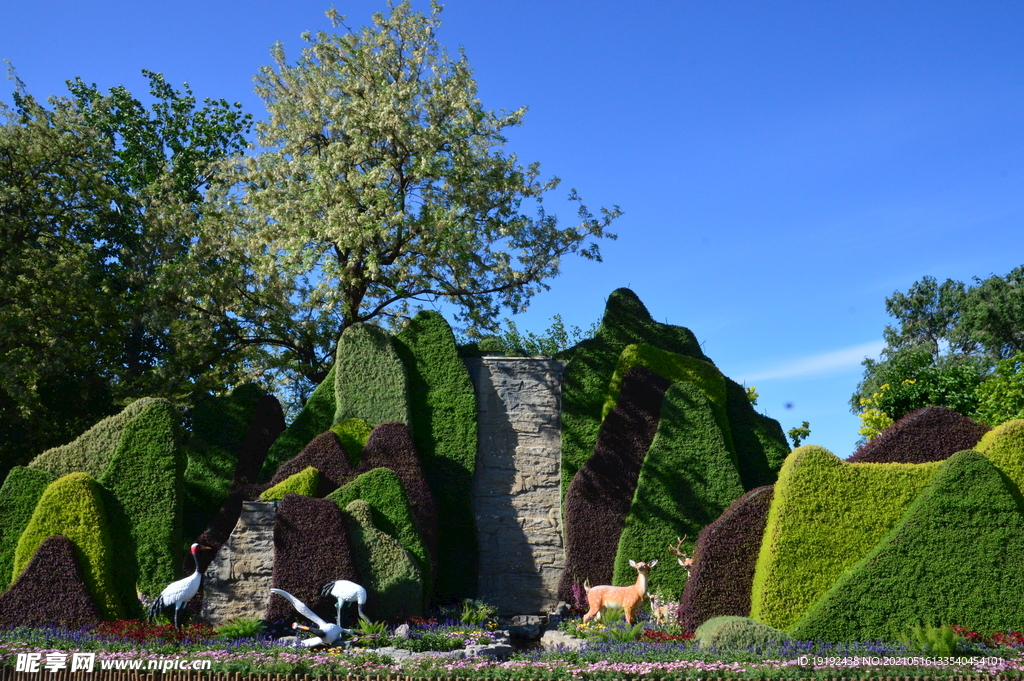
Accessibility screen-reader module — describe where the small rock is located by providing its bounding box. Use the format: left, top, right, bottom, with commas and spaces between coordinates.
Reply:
540, 629, 585, 651
393, 623, 411, 639
477, 643, 514, 659
276, 636, 302, 646
373, 646, 414, 662
507, 615, 543, 640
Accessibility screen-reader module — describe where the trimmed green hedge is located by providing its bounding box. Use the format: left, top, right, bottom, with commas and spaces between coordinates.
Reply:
559, 289, 709, 506
975, 419, 1024, 491
333, 323, 410, 427
0, 466, 55, 591
99, 399, 184, 608
694, 615, 791, 649
260, 365, 337, 483
725, 378, 788, 489
394, 310, 477, 603
602, 344, 735, 462
612, 382, 745, 599
789, 450, 1024, 642
331, 418, 373, 467
28, 398, 159, 479
260, 466, 319, 501
327, 467, 430, 605
342, 499, 422, 622
13, 472, 122, 620
750, 445, 940, 630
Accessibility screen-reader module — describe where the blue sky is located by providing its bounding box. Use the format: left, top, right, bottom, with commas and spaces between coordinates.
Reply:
3, 1, 1022, 457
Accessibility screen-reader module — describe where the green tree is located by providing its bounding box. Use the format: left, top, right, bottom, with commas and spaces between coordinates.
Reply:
975, 351, 1024, 427
212, 0, 620, 386
787, 421, 811, 449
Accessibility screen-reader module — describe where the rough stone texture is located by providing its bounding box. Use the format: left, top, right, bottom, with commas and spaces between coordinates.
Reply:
467, 358, 565, 615
202, 501, 277, 624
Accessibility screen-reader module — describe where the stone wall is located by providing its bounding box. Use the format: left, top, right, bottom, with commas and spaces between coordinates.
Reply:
466, 357, 566, 615
202, 501, 276, 625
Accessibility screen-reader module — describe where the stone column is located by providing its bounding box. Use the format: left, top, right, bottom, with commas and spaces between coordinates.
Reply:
202, 500, 277, 625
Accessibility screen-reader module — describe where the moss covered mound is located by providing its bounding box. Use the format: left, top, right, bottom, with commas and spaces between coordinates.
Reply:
975, 419, 1024, 490
99, 399, 183, 608
394, 310, 477, 602
694, 615, 790, 650
558, 366, 672, 601
14, 472, 122, 620
231, 394, 286, 487
724, 378, 789, 489
790, 450, 1024, 642
559, 289, 709, 506
679, 485, 774, 634
267, 494, 357, 623
343, 499, 422, 622
327, 467, 430, 605
0, 466, 56, 591
0, 535, 101, 628
260, 365, 336, 482
333, 323, 410, 427
848, 406, 990, 464
28, 398, 159, 479
260, 467, 319, 501
332, 418, 373, 467
612, 382, 745, 599
750, 446, 940, 630
269, 431, 353, 496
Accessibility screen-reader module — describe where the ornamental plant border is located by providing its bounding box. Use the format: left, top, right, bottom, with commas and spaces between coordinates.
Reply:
2, 672, 1024, 681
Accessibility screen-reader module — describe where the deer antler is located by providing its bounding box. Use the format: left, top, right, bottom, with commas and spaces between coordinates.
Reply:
669, 536, 694, 572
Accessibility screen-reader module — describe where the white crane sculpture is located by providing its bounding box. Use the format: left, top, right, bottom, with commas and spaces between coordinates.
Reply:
270, 588, 351, 647
147, 543, 209, 628
320, 579, 368, 627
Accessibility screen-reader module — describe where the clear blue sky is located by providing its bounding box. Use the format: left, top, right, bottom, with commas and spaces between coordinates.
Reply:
3, 1, 1022, 457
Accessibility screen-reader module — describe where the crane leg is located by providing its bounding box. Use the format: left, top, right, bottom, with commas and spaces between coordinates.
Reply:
173, 605, 179, 629
335, 601, 342, 628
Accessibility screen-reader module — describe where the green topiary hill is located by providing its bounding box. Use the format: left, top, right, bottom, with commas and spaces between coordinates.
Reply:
0, 466, 55, 591
99, 399, 184, 610
975, 419, 1024, 493
331, 418, 373, 467
28, 398, 160, 479
789, 450, 1024, 642
602, 344, 736, 463
342, 499, 422, 622
559, 289, 710, 506
259, 365, 337, 483
260, 466, 320, 501
327, 467, 431, 606
394, 310, 477, 602
724, 378, 789, 489
13, 472, 123, 620
750, 445, 941, 630
333, 323, 410, 427
612, 382, 745, 598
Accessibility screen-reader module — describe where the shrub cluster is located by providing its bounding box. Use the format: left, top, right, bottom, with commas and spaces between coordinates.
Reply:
0, 466, 55, 591
724, 378, 788, 489
679, 485, 774, 634
693, 615, 791, 649
267, 494, 357, 623
750, 445, 940, 630
974, 418, 1024, 491
259, 365, 337, 483
848, 406, 990, 463
0, 535, 101, 628
331, 417, 373, 467
612, 381, 744, 598
333, 323, 410, 427
342, 499, 422, 622
268, 431, 353, 496
559, 366, 671, 601
790, 450, 1024, 641
394, 310, 478, 602
259, 466, 319, 501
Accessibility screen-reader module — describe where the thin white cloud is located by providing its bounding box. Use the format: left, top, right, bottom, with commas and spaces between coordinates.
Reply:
742, 340, 886, 382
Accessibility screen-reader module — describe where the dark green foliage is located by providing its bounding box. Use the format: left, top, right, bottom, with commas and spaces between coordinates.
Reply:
331, 418, 373, 467
327, 467, 431, 605
231, 395, 286, 486
333, 323, 410, 427
183, 384, 265, 544
260, 365, 336, 482
789, 451, 1024, 642
725, 378, 787, 489
694, 615, 790, 649
558, 366, 671, 601
267, 494, 357, 623
612, 382, 745, 598
259, 466, 319, 500
679, 485, 774, 634
560, 288, 709, 505
848, 406, 990, 463
0, 466, 55, 591
0, 535, 101, 628
342, 499, 422, 622
99, 399, 184, 607
394, 310, 477, 602
268, 431, 352, 496
14, 472, 122, 620
28, 397, 160, 479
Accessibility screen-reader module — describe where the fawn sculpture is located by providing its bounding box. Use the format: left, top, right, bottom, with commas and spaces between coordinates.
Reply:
582, 559, 658, 625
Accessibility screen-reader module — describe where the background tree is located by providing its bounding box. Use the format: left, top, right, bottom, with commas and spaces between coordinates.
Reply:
210, 0, 620, 388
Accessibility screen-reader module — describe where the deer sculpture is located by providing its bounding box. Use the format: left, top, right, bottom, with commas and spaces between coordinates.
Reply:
668, 536, 694, 575
582, 559, 658, 625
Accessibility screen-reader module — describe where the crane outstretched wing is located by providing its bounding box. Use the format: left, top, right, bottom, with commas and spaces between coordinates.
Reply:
270, 588, 329, 629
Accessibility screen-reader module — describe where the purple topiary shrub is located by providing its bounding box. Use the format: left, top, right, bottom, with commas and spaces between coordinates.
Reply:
0, 535, 101, 628
678, 484, 774, 634
558, 366, 671, 602
232, 395, 286, 486
268, 431, 353, 497
847, 406, 989, 464
266, 494, 357, 623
